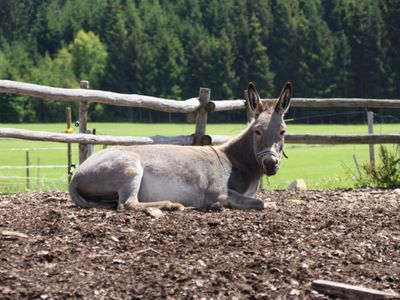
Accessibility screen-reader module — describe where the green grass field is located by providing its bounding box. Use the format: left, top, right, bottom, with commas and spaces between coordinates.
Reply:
0, 122, 398, 193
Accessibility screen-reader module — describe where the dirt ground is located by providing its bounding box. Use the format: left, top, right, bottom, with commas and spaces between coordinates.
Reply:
0, 189, 399, 299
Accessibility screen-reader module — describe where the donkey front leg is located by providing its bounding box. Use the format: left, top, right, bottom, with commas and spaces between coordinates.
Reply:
119, 197, 185, 212
217, 189, 276, 210
116, 166, 184, 212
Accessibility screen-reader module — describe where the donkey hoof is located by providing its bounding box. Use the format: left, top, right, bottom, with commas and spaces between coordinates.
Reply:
165, 203, 185, 212
117, 203, 125, 212
209, 201, 224, 212
118, 201, 141, 212
174, 203, 185, 212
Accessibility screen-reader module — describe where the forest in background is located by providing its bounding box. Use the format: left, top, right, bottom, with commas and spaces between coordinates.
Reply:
0, 0, 399, 123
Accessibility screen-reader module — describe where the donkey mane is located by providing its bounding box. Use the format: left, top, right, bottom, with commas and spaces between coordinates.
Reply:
260, 99, 278, 111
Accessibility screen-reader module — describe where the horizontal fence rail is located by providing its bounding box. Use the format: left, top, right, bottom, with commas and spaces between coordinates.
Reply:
0, 80, 200, 113
284, 134, 400, 144
1, 128, 400, 146
288, 98, 400, 109
2, 80, 400, 111
0, 128, 195, 145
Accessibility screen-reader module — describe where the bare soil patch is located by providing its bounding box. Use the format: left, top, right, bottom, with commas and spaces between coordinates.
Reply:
0, 189, 399, 299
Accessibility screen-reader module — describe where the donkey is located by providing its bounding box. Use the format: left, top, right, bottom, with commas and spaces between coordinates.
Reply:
69, 82, 292, 211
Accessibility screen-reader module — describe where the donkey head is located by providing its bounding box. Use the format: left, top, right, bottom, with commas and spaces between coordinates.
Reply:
247, 81, 292, 176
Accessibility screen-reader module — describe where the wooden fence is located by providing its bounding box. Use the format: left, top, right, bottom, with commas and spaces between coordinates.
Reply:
1, 79, 399, 165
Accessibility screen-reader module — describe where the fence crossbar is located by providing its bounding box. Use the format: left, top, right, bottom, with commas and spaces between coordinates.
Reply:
1, 128, 399, 145
1, 80, 400, 112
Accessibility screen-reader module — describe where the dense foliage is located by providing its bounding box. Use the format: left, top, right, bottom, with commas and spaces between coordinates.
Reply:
0, 0, 399, 122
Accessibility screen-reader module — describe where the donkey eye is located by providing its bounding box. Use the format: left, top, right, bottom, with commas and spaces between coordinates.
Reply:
280, 130, 286, 136
255, 129, 262, 136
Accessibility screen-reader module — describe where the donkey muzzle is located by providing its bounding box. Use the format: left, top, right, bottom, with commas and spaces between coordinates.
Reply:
257, 150, 280, 176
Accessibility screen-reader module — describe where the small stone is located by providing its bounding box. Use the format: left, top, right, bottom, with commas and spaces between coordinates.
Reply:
263, 201, 277, 209
0, 200, 11, 207
112, 259, 125, 264
301, 262, 309, 269
393, 189, 400, 195
265, 282, 277, 291
289, 289, 301, 296
195, 279, 204, 287
198, 259, 207, 267
110, 236, 119, 242
1, 230, 28, 239
288, 179, 307, 191
290, 199, 306, 205
207, 219, 220, 227
290, 279, 299, 287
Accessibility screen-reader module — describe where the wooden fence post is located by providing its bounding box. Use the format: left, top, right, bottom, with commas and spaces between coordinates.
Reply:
66, 107, 73, 183
79, 80, 89, 164
194, 88, 211, 145
367, 111, 375, 166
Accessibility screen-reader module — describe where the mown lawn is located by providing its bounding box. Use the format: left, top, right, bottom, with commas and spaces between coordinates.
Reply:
0, 123, 398, 193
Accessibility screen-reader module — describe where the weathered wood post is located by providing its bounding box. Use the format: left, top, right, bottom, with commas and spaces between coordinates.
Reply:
66, 106, 73, 183
79, 80, 89, 164
194, 88, 211, 145
367, 111, 375, 166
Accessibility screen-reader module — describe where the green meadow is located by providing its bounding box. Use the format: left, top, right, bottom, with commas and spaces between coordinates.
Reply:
0, 122, 398, 193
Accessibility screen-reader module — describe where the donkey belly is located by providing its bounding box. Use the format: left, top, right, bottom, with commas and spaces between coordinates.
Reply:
138, 171, 207, 208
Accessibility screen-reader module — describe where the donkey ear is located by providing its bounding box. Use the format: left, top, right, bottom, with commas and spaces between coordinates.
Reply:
247, 82, 262, 116
275, 81, 292, 114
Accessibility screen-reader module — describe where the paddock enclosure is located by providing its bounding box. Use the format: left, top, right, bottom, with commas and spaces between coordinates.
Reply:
1, 79, 399, 190
1, 80, 400, 155
0, 80, 400, 298
0, 79, 399, 169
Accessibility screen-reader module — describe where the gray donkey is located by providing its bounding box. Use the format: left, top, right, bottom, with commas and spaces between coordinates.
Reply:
69, 82, 292, 211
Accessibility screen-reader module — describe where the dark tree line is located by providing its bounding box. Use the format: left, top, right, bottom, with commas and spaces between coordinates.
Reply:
0, 0, 399, 123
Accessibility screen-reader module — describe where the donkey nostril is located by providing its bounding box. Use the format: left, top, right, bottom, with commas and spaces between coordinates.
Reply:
262, 157, 278, 171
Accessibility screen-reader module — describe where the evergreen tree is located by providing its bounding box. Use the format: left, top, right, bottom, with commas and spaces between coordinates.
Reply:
268, 1, 299, 91
0, 0, 399, 123
383, 0, 400, 97
182, 25, 213, 98
154, 32, 186, 99
100, 0, 131, 92
332, 31, 352, 97
247, 14, 274, 97
210, 29, 238, 99
335, 0, 392, 97
298, 0, 336, 97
